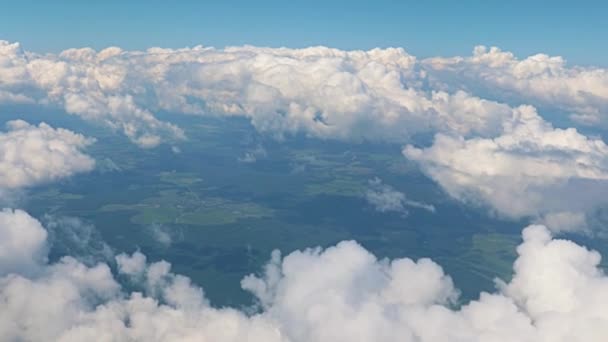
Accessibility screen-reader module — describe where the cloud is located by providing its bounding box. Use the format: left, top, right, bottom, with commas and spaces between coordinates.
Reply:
238, 144, 267, 163
3, 41, 608, 149
0, 208, 47, 276
148, 224, 174, 247
0, 120, 95, 190
0, 41, 185, 148
3, 40, 608, 341
365, 177, 435, 214
44, 215, 114, 264
404, 106, 608, 232
423, 45, 608, 126
1, 40, 533, 146
1, 209, 608, 341
0, 116, 99, 272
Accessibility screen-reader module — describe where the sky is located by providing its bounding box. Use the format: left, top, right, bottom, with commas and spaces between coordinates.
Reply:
1, 0, 607, 66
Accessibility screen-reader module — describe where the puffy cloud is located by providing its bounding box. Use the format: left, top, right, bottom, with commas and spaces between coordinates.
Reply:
1, 209, 608, 341
1, 40, 530, 146
242, 224, 608, 341
0, 120, 95, 190
0, 41, 32, 92
404, 106, 608, 231
0, 41, 184, 148
4, 41, 608, 147
0, 210, 281, 341
153, 47, 513, 142
423, 45, 608, 126
0, 208, 47, 276
0, 116, 98, 274
365, 177, 435, 214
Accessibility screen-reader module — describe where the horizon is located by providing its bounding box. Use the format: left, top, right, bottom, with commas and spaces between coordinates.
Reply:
1, 0, 607, 66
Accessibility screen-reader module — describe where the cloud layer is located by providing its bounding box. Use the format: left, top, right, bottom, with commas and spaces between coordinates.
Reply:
0, 208, 47, 276
3, 41, 608, 148
424, 46, 608, 126
404, 106, 608, 231
1, 40, 537, 146
1, 209, 607, 341
4, 41, 606, 225
0, 120, 95, 190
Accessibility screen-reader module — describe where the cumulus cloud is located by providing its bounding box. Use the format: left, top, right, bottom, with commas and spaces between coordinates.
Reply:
404, 106, 608, 232
171, 146, 181, 154
4, 39, 608, 341
0, 41, 184, 148
0, 117, 98, 268
365, 177, 435, 214
0, 208, 47, 276
423, 45, 608, 126
1, 209, 608, 341
1, 40, 533, 146
0, 120, 95, 190
4, 41, 607, 231
3, 40, 608, 148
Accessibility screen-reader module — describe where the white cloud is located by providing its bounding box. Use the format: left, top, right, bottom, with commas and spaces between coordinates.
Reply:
0, 120, 95, 190
0, 117, 98, 269
148, 224, 173, 247
1, 209, 608, 341
404, 106, 608, 232
365, 177, 435, 214
0, 208, 47, 276
3, 41, 608, 148
423, 45, 608, 126
1, 40, 531, 146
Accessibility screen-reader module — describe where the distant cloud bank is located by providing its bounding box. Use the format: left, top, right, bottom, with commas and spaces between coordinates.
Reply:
3, 41, 606, 147
3, 40, 608, 228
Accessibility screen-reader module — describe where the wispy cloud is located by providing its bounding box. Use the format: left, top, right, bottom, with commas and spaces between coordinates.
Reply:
365, 177, 435, 214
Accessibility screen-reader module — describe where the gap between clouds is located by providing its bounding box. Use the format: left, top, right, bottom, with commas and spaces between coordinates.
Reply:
0, 40, 566, 147
0, 110, 607, 340
0, 120, 95, 190
3, 40, 608, 230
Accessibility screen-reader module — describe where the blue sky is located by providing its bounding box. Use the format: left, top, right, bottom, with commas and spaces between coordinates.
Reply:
1, 0, 607, 66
